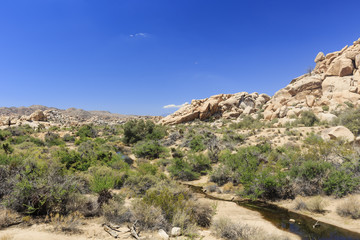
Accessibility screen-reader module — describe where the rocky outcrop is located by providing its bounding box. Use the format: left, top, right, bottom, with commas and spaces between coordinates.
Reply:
264, 38, 360, 121
321, 126, 355, 142
29, 110, 47, 121
160, 92, 270, 124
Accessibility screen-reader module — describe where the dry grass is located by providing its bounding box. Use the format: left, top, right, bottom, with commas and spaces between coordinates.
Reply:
294, 196, 327, 213
293, 197, 308, 211
307, 196, 327, 213
336, 196, 360, 219
48, 211, 83, 233
212, 218, 290, 240
0, 234, 13, 240
0, 208, 21, 228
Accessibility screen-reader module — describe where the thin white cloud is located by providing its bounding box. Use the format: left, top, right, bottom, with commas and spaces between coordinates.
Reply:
129, 32, 149, 38
163, 102, 189, 109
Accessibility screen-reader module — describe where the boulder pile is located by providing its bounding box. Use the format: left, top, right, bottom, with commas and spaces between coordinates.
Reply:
160, 92, 270, 124
161, 37, 360, 125
262, 38, 360, 121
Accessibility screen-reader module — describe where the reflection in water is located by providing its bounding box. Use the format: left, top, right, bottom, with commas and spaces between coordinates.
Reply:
187, 184, 360, 240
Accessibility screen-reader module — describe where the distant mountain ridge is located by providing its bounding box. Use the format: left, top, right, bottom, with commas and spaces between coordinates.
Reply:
0, 105, 160, 128
0, 105, 133, 119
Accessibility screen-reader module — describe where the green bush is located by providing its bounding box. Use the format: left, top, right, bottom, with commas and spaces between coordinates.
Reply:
133, 140, 167, 159
125, 174, 159, 195
334, 108, 360, 135
89, 170, 116, 194
297, 111, 319, 126
122, 120, 167, 144
323, 170, 359, 197
63, 134, 75, 142
76, 125, 97, 138
229, 116, 264, 129
168, 158, 200, 181
189, 135, 205, 152
188, 153, 211, 175
45, 132, 65, 146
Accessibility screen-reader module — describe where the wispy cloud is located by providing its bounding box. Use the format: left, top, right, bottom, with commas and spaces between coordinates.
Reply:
163, 102, 189, 109
129, 32, 149, 38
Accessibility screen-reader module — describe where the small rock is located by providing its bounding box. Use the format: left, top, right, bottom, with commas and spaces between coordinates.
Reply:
289, 219, 296, 223
158, 229, 169, 240
171, 227, 181, 237
314, 52, 325, 63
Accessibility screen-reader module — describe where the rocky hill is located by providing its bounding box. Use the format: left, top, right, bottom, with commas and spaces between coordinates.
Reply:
160, 92, 271, 124
161, 38, 360, 125
0, 105, 158, 128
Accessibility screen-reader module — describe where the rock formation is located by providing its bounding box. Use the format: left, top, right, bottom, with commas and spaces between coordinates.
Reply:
263, 38, 360, 121
160, 92, 270, 124
162, 37, 360, 125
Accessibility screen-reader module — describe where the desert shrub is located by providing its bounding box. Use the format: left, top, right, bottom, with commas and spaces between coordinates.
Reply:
66, 193, 99, 217
290, 160, 332, 195
102, 194, 132, 225
192, 203, 214, 227
76, 125, 97, 138
49, 211, 83, 233
137, 162, 158, 175
297, 111, 319, 126
122, 120, 167, 144
63, 134, 75, 142
189, 135, 205, 152
131, 200, 167, 230
56, 148, 91, 171
0, 208, 21, 228
242, 168, 289, 199
336, 196, 360, 219
124, 174, 159, 195
229, 116, 264, 129
334, 108, 360, 135
210, 165, 233, 186
171, 209, 193, 233
306, 196, 327, 213
168, 158, 200, 181
3, 161, 79, 216
322, 105, 330, 112
293, 197, 308, 211
171, 147, 184, 159
323, 169, 359, 197
142, 183, 192, 221
222, 131, 246, 143
45, 132, 64, 146
1, 143, 13, 155
212, 218, 260, 240
0, 130, 11, 141
89, 169, 116, 194
188, 153, 211, 175
133, 140, 167, 159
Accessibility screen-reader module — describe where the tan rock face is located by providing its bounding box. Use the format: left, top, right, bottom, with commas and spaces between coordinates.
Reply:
326, 57, 354, 77
314, 52, 325, 63
322, 126, 355, 142
29, 110, 47, 121
356, 54, 360, 69
160, 92, 270, 124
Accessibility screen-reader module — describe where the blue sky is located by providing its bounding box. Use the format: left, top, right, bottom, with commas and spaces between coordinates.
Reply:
0, 0, 359, 116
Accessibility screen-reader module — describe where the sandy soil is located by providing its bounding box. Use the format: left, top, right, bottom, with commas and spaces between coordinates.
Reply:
275, 195, 360, 234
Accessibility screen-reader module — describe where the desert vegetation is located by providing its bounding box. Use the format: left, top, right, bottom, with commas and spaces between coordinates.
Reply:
1, 109, 360, 240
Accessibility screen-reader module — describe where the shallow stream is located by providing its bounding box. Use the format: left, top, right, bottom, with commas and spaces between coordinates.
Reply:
186, 184, 360, 240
